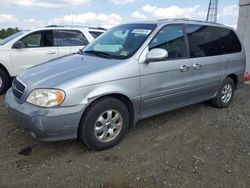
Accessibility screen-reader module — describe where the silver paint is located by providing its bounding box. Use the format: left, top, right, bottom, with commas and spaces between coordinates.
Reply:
5, 19, 246, 142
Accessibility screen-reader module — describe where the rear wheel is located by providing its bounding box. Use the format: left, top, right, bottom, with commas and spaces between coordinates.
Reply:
0, 68, 11, 95
78, 97, 129, 150
211, 77, 235, 108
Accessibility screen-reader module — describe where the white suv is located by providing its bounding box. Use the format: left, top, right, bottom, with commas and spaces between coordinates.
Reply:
0, 26, 106, 94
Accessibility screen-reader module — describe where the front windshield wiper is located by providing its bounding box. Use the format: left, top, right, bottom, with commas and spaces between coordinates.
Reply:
78, 49, 84, 55
84, 50, 113, 59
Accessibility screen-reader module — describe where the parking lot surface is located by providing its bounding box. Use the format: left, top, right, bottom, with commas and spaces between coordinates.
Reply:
0, 86, 250, 188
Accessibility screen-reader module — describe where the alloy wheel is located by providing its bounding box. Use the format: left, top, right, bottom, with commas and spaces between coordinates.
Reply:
221, 83, 233, 104
94, 110, 123, 143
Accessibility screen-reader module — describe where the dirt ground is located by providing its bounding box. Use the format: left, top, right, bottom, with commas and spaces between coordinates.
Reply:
0, 86, 250, 188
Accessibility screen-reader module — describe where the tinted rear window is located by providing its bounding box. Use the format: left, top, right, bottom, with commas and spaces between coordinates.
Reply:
185, 24, 223, 57
185, 24, 242, 58
219, 28, 242, 54
55, 30, 89, 46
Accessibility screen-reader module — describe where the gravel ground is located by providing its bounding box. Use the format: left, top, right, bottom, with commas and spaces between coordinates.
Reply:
0, 85, 250, 188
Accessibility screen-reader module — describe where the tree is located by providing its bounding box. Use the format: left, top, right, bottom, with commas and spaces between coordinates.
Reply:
0, 27, 20, 39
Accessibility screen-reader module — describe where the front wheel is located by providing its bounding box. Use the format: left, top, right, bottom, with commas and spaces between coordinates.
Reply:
78, 97, 129, 150
211, 77, 235, 108
0, 68, 11, 95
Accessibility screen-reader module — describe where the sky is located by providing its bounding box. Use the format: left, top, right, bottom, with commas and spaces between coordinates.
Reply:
0, 0, 240, 29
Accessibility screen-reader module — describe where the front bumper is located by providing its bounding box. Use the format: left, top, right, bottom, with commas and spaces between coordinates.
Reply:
5, 89, 86, 142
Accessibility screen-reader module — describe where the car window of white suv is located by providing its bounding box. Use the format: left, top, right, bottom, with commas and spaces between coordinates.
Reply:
17, 30, 54, 48
54, 30, 89, 46
41, 30, 54, 47
21, 32, 42, 47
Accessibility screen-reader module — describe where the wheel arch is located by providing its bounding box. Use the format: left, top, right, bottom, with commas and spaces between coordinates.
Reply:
77, 92, 136, 138
77, 92, 137, 138
0, 63, 11, 78
104, 93, 135, 127
226, 74, 238, 88
88, 93, 135, 127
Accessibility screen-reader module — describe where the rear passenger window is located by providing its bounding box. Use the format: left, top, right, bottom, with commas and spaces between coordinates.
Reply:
89, 31, 104, 38
219, 28, 242, 54
185, 25, 223, 57
41, 30, 54, 47
55, 30, 89, 46
149, 25, 187, 59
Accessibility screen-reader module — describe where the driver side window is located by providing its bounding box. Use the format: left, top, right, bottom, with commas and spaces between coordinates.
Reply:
21, 33, 42, 48
149, 25, 187, 59
16, 30, 54, 48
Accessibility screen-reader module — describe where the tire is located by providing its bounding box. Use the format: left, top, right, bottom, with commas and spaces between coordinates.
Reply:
211, 77, 235, 108
0, 68, 11, 95
78, 97, 129, 150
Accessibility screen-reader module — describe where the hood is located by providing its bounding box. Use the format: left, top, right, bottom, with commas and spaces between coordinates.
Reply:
0, 45, 6, 50
19, 54, 122, 88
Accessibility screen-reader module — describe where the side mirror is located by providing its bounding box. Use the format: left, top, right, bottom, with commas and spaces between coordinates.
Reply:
145, 48, 168, 63
13, 41, 26, 49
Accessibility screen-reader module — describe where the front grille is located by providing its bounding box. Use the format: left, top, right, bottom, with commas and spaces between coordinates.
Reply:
12, 78, 25, 99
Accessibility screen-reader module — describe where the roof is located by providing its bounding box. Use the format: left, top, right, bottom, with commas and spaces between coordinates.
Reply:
45, 25, 106, 31
17, 26, 107, 34
124, 18, 227, 28
157, 18, 223, 25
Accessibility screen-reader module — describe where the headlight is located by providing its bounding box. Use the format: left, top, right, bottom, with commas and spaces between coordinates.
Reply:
26, 89, 65, 107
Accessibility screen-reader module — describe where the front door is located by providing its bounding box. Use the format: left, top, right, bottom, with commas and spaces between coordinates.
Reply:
139, 24, 194, 117
11, 30, 58, 75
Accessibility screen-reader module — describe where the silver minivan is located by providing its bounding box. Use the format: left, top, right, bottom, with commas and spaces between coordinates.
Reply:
5, 19, 246, 150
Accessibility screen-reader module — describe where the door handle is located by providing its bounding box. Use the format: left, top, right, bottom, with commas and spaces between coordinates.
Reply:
47, 51, 56, 55
179, 65, 189, 72
193, 63, 202, 70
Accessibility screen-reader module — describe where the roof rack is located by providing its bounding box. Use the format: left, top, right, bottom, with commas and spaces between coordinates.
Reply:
88, 27, 107, 31
46, 25, 106, 30
157, 18, 223, 25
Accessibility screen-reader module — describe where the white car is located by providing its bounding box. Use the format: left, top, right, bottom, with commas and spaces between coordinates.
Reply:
0, 26, 106, 94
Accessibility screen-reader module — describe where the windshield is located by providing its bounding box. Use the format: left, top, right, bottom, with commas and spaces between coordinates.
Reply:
84, 24, 157, 59
0, 31, 26, 45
